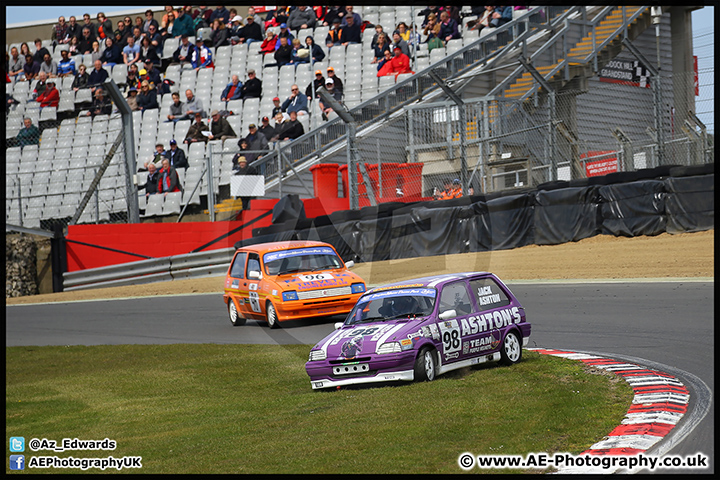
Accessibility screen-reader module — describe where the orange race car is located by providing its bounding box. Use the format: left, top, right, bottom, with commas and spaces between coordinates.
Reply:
223, 241, 367, 328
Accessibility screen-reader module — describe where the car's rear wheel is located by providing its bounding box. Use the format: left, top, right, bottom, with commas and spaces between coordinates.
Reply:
228, 300, 246, 326
499, 331, 522, 365
414, 347, 437, 382
266, 301, 280, 329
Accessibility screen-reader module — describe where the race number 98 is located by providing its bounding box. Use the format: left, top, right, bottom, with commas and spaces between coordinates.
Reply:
439, 320, 461, 354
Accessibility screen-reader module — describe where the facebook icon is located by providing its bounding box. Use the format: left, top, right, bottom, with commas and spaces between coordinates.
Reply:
10, 454, 25, 470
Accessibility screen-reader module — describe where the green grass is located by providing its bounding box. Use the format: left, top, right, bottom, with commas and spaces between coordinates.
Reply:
6, 345, 632, 474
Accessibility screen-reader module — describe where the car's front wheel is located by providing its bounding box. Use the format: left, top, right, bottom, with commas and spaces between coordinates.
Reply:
499, 331, 522, 365
228, 300, 246, 326
266, 301, 280, 329
414, 347, 437, 382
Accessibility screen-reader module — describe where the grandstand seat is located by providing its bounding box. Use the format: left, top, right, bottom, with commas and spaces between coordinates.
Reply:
162, 37, 179, 59
162, 191, 182, 215
143, 194, 164, 217
75, 88, 92, 103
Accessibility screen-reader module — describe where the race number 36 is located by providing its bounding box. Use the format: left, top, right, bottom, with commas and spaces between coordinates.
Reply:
439, 320, 461, 354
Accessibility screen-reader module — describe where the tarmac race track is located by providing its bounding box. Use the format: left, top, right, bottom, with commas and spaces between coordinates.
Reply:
6, 280, 714, 474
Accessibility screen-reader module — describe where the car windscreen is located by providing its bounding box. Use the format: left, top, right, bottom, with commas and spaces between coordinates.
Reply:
346, 288, 437, 325
263, 247, 344, 276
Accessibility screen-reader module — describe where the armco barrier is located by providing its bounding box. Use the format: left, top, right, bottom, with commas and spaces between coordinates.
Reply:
63, 248, 234, 291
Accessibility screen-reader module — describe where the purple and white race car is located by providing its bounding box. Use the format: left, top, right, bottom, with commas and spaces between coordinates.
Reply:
305, 272, 531, 390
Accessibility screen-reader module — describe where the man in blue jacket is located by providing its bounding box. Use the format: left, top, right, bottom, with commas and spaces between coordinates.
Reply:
221, 75, 243, 103
281, 84, 308, 119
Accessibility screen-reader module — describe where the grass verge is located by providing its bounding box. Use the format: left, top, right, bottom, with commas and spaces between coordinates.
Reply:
6, 345, 632, 474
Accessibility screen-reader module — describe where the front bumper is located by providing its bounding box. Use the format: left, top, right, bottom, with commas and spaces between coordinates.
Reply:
306, 351, 416, 389
275, 293, 364, 321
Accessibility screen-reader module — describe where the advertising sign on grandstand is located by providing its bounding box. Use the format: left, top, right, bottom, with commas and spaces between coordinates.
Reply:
581, 151, 619, 177
599, 59, 651, 88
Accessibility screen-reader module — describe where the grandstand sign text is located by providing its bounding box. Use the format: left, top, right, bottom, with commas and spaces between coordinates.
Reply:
581, 151, 618, 177
599, 60, 650, 88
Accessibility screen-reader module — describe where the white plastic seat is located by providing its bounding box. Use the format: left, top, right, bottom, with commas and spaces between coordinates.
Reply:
143, 194, 164, 217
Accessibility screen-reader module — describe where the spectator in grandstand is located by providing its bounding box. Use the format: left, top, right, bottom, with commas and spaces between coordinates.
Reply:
239, 14, 263, 44
376, 48, 392, 72
278, 110, 305, 140
126, 86, 139, 111
271, 36, 293, 68
304, 36, 325, 63
339, 14, 362, 46
183, 89, 205, 119
166, 139, 189, 170
236, 138, 256, 163
146, 143, 167, 167
371, 33, 391, 64
146, 24, 163, 56
439, 11, 460, 44
208, 109, 237, 141
441, 6, 462, 25
191, 38, 214, 70
89, 41, 103, 64
271, 111, 286, 139
36, 79, 59, 109
16, 118, 40, 147
138, 36, 160, 67
57, 50, 77, 77
82, 13, 97, 39
143, 9, 160, 34
423, 13, 443, 51
244, 123, 269, 158
98, 38, 120, 68
281, 84, 309, 118
139, 161, 160, 196
22, 54, 40, 82
120, 36, 140, 66
88, 59, 109, 92
340, 6, 362, 27
112, 21, 131, 49
51, 16, 69, 46
319, 78, 343, 121
264, 6, 290, 30
32, 71, 49, 99
326, 67, 344, 95
210, 19, 231, 48
490, 6, 514, 28
184, 111, 210, 144
391, 30, 410, 57
165, 92, 184, 122
370, 24, 386, 48
67, 36, 81, 56
288, 5, 317, 31
306, 69, 325, 101
221, 75, 243, 103
289, 38, 310, 65
467, 6, 494, 32
228, 15, 243, 44
271, 97, 283, 118
33, 38, 51, 65
72, 63, 90, 91
173, 35, 196, 66
139, 59, 162, 90
158, 158, 182, 195
378, 47, 414, 78
65, 16, 82, 42
8, 47, 25, 81
277, 23, 295, 45
260, 30, 278, 55
136, 80, 159, 111
322, 6, 343, 27
160, 12, 175, 41
87, 88, 112, 117
19, 42, 32, 60
79, 27, 95, 54
97, 12, 113, 41
173, 7, 196, 39
124, 63, 140, 91
396, 22, 411, 43
161, 5, 176, 29
325, 18, 342, 49
258, 116, 276, 141
210, 6, 231, 24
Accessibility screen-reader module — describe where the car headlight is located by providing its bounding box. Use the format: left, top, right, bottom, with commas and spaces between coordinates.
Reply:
308, 349, 326, 361
282, 291, 299, 302
351, 283, 366, 294
377, 342, 402, 354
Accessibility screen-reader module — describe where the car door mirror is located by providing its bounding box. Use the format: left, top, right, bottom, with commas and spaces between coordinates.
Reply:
248, 270, 262, 280
439, 309, 457, 320
334, 322, 344, 330
345, 260, 354, 268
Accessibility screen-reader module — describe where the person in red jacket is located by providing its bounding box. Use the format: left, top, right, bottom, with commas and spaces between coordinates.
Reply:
157, 158, 181, 194
36, 79, 60, 108
377, 47, 415, 79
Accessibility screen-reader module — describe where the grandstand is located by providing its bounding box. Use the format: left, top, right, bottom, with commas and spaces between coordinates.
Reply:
6, 5, 710, 231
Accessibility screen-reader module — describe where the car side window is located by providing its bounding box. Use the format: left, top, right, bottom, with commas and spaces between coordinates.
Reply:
439, 281, 473, 316
470, 277, 511, 312
246, 253, 261, 278
229, 252, 247, 279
